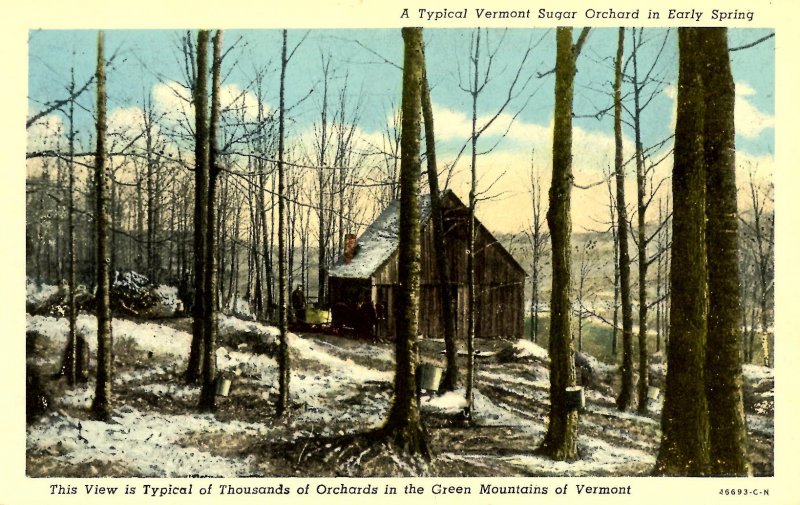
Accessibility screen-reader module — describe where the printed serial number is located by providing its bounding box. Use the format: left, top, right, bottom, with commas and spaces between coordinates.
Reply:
719, 489, 770, 496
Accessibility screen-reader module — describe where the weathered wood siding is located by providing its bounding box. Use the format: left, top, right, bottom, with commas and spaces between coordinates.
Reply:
331, 192, 525, 340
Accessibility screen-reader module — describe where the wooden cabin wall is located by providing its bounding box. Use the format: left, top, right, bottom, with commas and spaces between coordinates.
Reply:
331, 193, 525, 340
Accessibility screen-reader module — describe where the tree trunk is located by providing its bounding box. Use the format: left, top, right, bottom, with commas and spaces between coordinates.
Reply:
538, 27, 579, 461
58, 68, 85, 386
420, 48, 458, 392
614, 28, 635, 412
632, 32, 650, 415
654, 28, 710, 476
381, 27, 428, 457
91, 30, 113, 422
701, 28, 750, 476
199, 30, 222, 412
186, 30, 210, 384
464, 29, 481, 422
276, 30, 291, 416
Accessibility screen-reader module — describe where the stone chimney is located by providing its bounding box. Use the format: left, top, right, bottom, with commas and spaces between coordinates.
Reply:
344, 234, 357, 264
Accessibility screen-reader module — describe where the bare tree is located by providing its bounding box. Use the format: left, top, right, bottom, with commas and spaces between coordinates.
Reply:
420, 47, 459, 391
276, 29, 290, 416
381, 27, 428, 457
740, 169, 774, 367
199, 30, 223, 412
613, 28, 635, 412
525, 153, 549, 344
186, 30, 210, 384
573, 238, 599, 353
537, 27, 589, 461
91, 31, 113, 422
458, 28, 535, 420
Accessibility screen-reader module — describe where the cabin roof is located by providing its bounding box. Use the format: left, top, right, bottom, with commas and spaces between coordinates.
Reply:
328, 190, 526, 280
328, 194, 433, 279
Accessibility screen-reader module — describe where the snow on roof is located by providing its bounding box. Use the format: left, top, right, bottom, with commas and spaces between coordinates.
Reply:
328, 194, 433, 279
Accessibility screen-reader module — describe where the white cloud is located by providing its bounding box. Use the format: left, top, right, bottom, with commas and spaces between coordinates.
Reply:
660, 82, 774, 140
220, 84, 265, 121
735, 81, 774, 139
26, 113, 65, 153
153, 81, 194, 126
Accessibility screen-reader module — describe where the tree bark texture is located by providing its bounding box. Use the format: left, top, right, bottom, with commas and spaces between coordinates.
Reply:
276, 29, 291, 416
614, 28, 635, 412
421, 49, 458, 392
538, 27, 579, 461
701, 28, 750, 476
186, 30, 210, 384
382, 27, 428, 457
199, 30, 222, 411
91, 30, 113, 422
654, 28, 710, 475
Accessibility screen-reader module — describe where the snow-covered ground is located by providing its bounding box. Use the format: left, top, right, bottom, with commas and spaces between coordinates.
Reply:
26, 308, 774, 477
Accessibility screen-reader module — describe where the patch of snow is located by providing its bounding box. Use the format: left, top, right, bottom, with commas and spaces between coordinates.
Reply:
228, 297, 256, 320
444, 432, 654, 476
216, 348, 278, 384
649, 363, 666, 377
511, 339, 549, 361
26, 314, 192, 359
290, 335, 392, 383
113, 270, 149, 291
423, 390, 468, 412
587, 404, 659, 426
479, 370, 549, 390
27, 407, 266, 477
576, 351, 616, 376
743, 364, 773, 382
153, 285, 180, 312
218, 315, 278, 341
138, 383, 199, 401
26, 279, 59, 305
746, 414, 774, 436
311, 338, 395, 363
422, 387, 535, 428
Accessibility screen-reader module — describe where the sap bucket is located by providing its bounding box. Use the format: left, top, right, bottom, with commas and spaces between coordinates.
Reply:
216, 377, 232, 397
417, 364, 443, 391
566, 386, 585, 411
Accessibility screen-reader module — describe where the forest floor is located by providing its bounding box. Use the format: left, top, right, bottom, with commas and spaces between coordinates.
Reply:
25, 310, 774, 478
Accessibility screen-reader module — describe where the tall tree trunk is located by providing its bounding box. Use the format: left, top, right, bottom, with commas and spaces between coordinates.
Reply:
614, 28, 634, 412
420, 48, 458, 392
55, 68, 86, 386
144, 101, 157, 283
701, 28, 750, 476
199, 30, 222, 412
186, 30, 209, 384
91, 30, 113, 422
633, 33, 650, 414
655, 202, 663, 353
317, 69, 329, 309
382, 27, 428, 457
276, 30, 291, 416
538, 27, 579, 461
654, 28, 710, 476
464, 29, 481, 422
607, 178, 619, 357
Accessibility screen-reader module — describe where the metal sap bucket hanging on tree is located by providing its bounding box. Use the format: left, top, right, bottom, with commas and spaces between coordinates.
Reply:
417, 364, 443, 391
566, 385, 585, 411
216, 377, 232, 397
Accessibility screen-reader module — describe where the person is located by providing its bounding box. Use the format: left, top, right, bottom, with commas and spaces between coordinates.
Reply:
357, 296, 377, 342
291, 285, 306, 323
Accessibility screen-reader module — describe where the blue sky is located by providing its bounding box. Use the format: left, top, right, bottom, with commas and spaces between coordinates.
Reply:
28, 28, 775, 232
